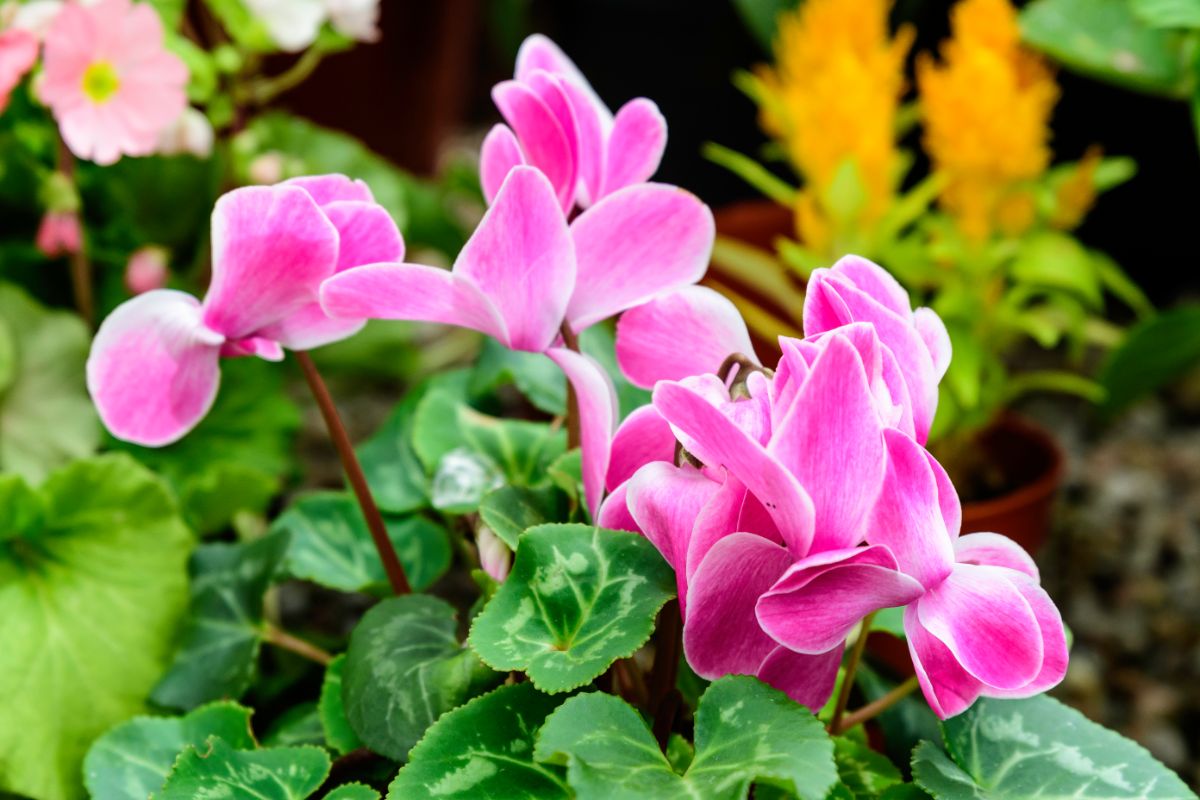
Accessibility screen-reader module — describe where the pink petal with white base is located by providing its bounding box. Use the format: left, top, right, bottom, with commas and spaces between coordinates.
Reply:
916, 563, 1043, 690
600, 98, 667, 198
514, 33, 611, 126
87, 290, 224, 447
683, 533, 791, 678
616, 286, 757, 389
954, 532, 1038, 579
0, 29, 37, 111
546, 346, 617, 519
284, 174, 374, 205
323, 200, 405, 272
605, 405, 676, 490
757, 644, 844, 712
756, 545, 924, 654
202, 185, 339, 340
685, 474, 746, 584
480, 124, 526, 204
826, 254, 912, 317
567, 183, 715, 331
492, 80, 576, 211
905, 605, 984, 719
985, 573, 1068, 698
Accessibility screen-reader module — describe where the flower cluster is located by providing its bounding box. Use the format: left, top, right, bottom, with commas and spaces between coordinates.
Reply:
601, 257, 1067, 717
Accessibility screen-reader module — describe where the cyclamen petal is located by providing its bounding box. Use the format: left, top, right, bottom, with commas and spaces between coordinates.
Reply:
953, 532, 1039, 579
515, 33, 611, 127
284, 174, 374, 205
905, 605, 985, 719
492, 80, 577, 212
480, 124, 526, 204
982, 573, 1068, 699
756, 644, 844, 712
597, 481, 639, 533
545, 346, 617, 520
605, 405, 676, 491
600, 98, 667, 198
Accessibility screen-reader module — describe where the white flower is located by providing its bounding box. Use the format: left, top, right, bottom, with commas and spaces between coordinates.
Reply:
156, 107, 214, 158
325, 0, 379, 42
4, 0, 64, 39
244, 0, 325, 52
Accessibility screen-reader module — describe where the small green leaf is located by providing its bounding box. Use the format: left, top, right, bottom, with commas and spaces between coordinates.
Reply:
835, 737, 903, 798
152, 530, 291, 710
263, 704, 325, 748
158, 739, 330, 799
534, 675, 838, 800
387, 683, 570, 799
145, 0, 186, 26
1011, 231, 1103, 308
165, 33, 217, 103
0, 473, 42, 538
870, 607, 906, 639
83, 702, 254, 800
1099, 305, 1200, 415
478, 485, 570, 550
319, 655, 362, 755
912, 696, 1193, 798
343, 595, 503, 761
469, 524, 675, 692
326, 784, 382, 800
202, 0, 277, 51
471, 337, 567, 414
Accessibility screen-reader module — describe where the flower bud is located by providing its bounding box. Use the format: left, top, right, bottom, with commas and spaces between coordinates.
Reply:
35, 210, 81, 258
125, 246, 169, 294
476, 525, 512, 583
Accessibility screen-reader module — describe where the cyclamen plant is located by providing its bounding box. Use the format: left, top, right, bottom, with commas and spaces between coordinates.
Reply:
67, 32, 1193, 800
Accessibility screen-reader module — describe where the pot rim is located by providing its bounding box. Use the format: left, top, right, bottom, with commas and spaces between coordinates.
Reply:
959, 413, 1065, 521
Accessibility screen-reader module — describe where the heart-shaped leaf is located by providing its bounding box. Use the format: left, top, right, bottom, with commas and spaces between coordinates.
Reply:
320, 655, 362, 755
157, 738, 330, 799
835, 737, 903, 798
478, 484, 570, 550
469, 523, 675, 692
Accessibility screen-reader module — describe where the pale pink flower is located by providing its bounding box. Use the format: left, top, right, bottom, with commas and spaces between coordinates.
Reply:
0, 27, 37, 112
39, 0, 187, 165
36, 210, 81, 257
124, 245, 168, 294
156, 107, 213, 158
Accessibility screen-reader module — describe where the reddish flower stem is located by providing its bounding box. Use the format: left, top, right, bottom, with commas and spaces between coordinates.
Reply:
833, 675, 920, 735
829, 612, 875, 735
648, 599, 682, 751
559, 324, 581, 451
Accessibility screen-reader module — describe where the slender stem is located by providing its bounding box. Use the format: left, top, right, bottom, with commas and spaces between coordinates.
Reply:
648, 599, 682, 751
56, 136, 93, 328
834, 676, 920, 735
248, 46, 325, 105
829, 612, 875, 735
559, 324, 581, 451
262, 623, 333, 665
295, 351, 412, 594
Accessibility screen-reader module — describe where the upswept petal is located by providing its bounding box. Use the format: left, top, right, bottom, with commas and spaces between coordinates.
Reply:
492, 80, 576, 211
600, 98, 667, 198
756, 545, 924, 654
605, 405, 676, 491
514, 33, 612, 127
756, 644, 844, 712
202, 185, 339, 340
953, 532, 1038, 579
523, 70, 579, 195
615, 286, 757, 389
905, 605, 984, 719
562, 79, 606, 207
480, 124, 526, 205
685, 473, 746, 584
825, 254, 912, 318
256, 305, 365, 352
566, 183, 715, 332
87, 290, 224, 447
683, 533, 791, 678
546, 346, 617, 519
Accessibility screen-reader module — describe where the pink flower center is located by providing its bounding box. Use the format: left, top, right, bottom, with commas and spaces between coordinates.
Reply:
81, 61, 120, 104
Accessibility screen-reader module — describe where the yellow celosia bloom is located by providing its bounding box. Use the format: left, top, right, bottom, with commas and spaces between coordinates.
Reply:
754, 0, 912, 251
918, 0, 1059, 241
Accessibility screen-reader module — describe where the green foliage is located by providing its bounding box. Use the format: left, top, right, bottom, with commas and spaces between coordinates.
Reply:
262, 704, 325, 747
478, 484, 570, 550
912, 695, 1193, 798
0, 456, 191, 800
469, 524, 676, 692
157, 738, 330, 799
152, 530, 291, 710
277, 492, 451, 593
471, 336, 568, 415
387, 683, 570, 799
535, 676, 838, 800
1099, 305, 1200, 415
320, 655, 362, 755
326, 785, 382, 800
579, 324, 653, 419
202, 0, 278, 52
730, 0, 801, 52
83, 702, 255, 800
835, 737, 903, 798
342, 595, 503, 761
0, 283, 99, 483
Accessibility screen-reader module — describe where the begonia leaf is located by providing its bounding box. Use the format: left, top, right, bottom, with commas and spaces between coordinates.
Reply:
319, 655, 362, 755
157, 738, 330, 799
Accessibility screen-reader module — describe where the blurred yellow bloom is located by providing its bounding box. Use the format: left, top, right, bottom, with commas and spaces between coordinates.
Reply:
1051, 146, 1102, 230
918, 0, 1058, 241
754, 0, 913, 250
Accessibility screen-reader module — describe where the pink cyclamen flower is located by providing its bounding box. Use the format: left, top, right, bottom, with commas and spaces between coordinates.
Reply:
0, 27, 37, 113
124, 245, 168, 294
480, 34, 668, 213
88, 175, 403, 445
867, 429, 1067, 718
36, 210, 81, 257
321, 165, 715, 518
804, 255, 951, 443
39, 0, 187, 165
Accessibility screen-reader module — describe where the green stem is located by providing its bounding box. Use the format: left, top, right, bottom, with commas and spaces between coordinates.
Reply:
262, 623, 333, 665
833, 675, 920, 735
828, 612, 874, 735
247, 46, 325, 105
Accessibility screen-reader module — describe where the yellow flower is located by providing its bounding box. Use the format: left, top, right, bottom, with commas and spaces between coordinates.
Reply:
1051, 146, 1103, 230
754, 0, 912, 247
917, 0, 1058, 241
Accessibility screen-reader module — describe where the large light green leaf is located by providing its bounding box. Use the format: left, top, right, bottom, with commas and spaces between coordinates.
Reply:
0, 455, 191, 800
0, 283, 99, 482
387, 683, 570, 799
152, 530, 291, 710
468, 524, 675, 692
83, 702, 255, 800
157, 738, 330, 799
277, 492, 451, 592
342, 594, 503, 761
534, 676, 838, 800
912, 696, 1193, 798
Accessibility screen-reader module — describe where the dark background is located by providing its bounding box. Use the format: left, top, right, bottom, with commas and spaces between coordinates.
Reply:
287, 0, 1200, 306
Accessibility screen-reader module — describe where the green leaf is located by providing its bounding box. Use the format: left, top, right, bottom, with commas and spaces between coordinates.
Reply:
730, 0, 800, 51
1099, 305, 1200, 415
202, 0, 277, 51
912, 696, 1194, 798
262, 704, 325, 748
471, 336, 567, 415
152, 530, 291, 710
319, 655, 362, 755
180, 463, 278, 537
387, 683, 570, 799
1010, 231, 1103, 309
278, 492, 451, 593
0, 283, 99, 482
871, 607, 906, 639
478, 484, 570, 550
165, 33, 218, 103
835, 737, 902, 798
1131, 0, 1200, 28
469, 524, 676, 692
158, 738, 330, 799
0, 455, 191, 800
84, 702, 254, 800
1020, 0, 1195, 98
534, 675, 838, 800
343, 595, 503, 761
146, 0, 187, 26
326, 785, 382, 800
0, 473, 42, 538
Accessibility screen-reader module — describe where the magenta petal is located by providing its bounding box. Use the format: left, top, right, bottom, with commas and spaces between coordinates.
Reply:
284, 174, 374, 205
905, 605, 984, 719
768, 333, 885, 552
323, 200, 405, 272
546, 347, 617, 519
827, 255, 912, 318
985, 573, 1068, 699
868, 429, 956, 587
757, 545, 924, 654
597, 481, 639, 533
600, 98, 667, 198
514, 34, 610, 125
257, 304, 365, 352
954, 532, 1038, 579
914, 306, 952, 382
654, 380, 815, 555
685, 473, 746, 583
567, 183, 715, 331
683, 533, 791, 678
480, 124, 526, 205
626, 462, 719, 573
87, 290, 224, 447
916, 564, 1043, 690
562, 79, 606, 207
455, 166, 576, 351
524, 70, 579, 196
756, 644, 844, 712
605, 405, 676, 490
615, 286, 757, 389
492, 80, 576, 211
926, 446, 962, 540
202, 185, 339, 340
